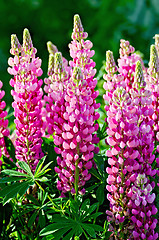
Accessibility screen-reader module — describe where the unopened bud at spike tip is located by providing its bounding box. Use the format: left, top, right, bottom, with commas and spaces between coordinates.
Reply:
149, 45, 158, 73
54, 52, 64, 74
135, 60, 145, 87
48, 54, 54, 76
106, 50, 117, 74
72, 67, 83, 82
23, 28, 33, 50
154, 34, 159, 54
47, 41, 58, 55
11, 34, 21, 55
74, 14, 83, 33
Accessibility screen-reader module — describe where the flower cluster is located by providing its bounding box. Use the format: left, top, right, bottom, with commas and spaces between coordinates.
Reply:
8, 29, 44, 171
104, 39, 158, 238
53, 64, 99, 197
43, 15, 100, 197
0, 81, 10, 168
44, 41, 70, 135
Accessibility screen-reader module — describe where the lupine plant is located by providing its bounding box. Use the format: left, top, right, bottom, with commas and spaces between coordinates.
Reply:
0, 14, 159, 240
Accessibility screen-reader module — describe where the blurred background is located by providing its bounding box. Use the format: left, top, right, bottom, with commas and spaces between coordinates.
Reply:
1, 0, 159, 106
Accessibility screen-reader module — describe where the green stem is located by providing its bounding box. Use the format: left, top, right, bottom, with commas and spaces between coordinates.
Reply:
35, 181, 61, 212
82, 228, 89, 240
74, 143, 80, 202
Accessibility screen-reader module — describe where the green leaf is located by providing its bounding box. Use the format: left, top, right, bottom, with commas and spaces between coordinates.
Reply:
28, 210, 38, 227
40, 223, 72, 236
93, 154, 105, 175
96, 183, 105, 205
89, 167, 103, 181
0, 176, 27, 183
37, 176, 49, 182
84, 212, 103, 221
80, 199, 90, 212
18, 161, 33, 177
38, 210, 46, 228
25, 194, 40, 206
34, 156, 47, 177
2, 169, 29, 178
104, 231, 113, 238
4, 136, 16, 162
2, 181, 31, 205
62, 229, 75, 240
35, 162, 52, 178
81, 223, 96, 238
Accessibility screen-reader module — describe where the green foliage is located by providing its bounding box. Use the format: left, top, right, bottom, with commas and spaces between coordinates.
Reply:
40, 198, 104, 239
0, 156, 51, 205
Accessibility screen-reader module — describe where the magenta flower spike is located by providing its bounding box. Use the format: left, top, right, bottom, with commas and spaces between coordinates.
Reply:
8, 29, 44, 171
44, 51, 69, 135
118, 39, 145, 92
69, 14, 100, 149
104, 57, 158, 239
130, 61, 158, 240
69, 14, 97, 84
146, 45, 159, 143
0, 81, 10, 168
53, 64, 99, 197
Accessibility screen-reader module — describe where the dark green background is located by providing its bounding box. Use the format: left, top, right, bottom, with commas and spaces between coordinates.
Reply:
1, 0, 159, 106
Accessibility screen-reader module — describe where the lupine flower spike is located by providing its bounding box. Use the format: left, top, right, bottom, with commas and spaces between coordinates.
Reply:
0, 81, 10, 169
8, 29, 44, 171
54, 64, 100, 197
69, 14, 100, 152
104, 54, 158, 239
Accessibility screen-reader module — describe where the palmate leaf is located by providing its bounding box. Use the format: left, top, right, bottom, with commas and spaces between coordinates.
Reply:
1, 169, 29, 178
0, 181, 32, 205
81, 223, 96, 238
0, 176, 27, 183
18, 161, 33, 177
40, 222, 73, 236
34, 156, 47, 176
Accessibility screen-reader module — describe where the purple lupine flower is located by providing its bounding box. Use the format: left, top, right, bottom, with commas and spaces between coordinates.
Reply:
8, 29, 44, 171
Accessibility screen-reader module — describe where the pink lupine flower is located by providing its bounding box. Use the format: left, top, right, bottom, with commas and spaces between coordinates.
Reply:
53, 63, 99, 197
118, 39, 146, 92
8, 29, 44, 171
44, 42, 70, 135
0, 81, 10, 169
104, 46, 158, 238
69, 14, 100, 128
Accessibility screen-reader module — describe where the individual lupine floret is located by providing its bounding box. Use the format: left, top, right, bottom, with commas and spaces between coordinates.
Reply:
54, 66, 99, 197
0, 81, 10, 168
8, 29, 44, 171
